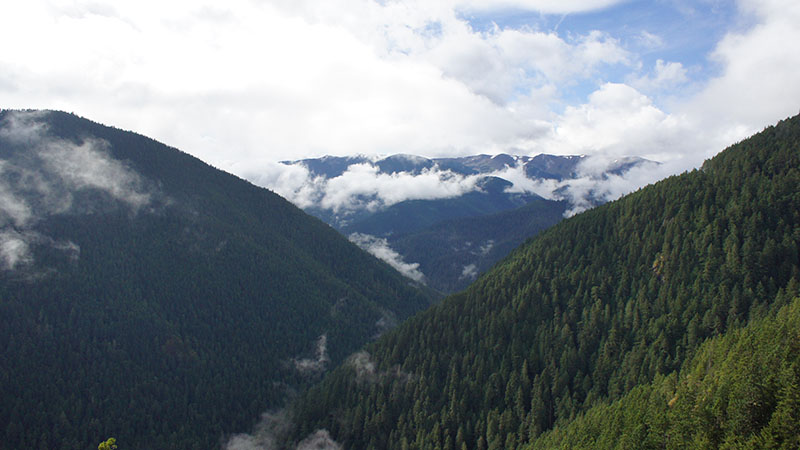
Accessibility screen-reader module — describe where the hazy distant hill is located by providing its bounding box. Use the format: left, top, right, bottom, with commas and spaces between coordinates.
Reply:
290, 114, 800, 448
0, 110, 434, 449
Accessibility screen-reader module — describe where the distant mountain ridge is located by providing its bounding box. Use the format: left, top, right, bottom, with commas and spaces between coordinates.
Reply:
284, 152, 649, 183
275, 152, 655, 293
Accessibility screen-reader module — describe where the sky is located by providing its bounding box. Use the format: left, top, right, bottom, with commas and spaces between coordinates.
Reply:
2, 0, 800, 184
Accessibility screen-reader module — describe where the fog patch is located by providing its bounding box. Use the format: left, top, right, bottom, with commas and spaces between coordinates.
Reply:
246, 162, 324, 210
373, 309, 398, 339
347, 350, 412, 385
0, 173, 34, 227
0, 111, 153, 271
487, 164, 560, 199
254, 160, 484, 214
224, 409, 341, 450
293, 334, 330, 376
349, 232, 425, 283
0, 110, 49, 144
225, 410, 292, 450
487, 155, 663, 217
560, 156, 664, 216
348, 350, 378, 383
295, 430, 342, 450
227, 352, 391, 450
320, 163, 482, 213
0, 230, 32, 269
0, 229, 79, 271
263, 154, 659, 222
478, 240, 494, 256
460, 263, 478, 281
38, 138, 151, 209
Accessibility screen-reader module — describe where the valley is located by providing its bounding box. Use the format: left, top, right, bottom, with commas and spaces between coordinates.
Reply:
271, 153, 656, 293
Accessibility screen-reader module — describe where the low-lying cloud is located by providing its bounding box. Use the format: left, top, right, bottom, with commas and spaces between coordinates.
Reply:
252, 161, 485, 214
264, 153, 666, 221
223, 401, 342, 450
295, 430, 342, 450
227, 351, 402, 450
0, 110, 152, 270
556, 156, 667, 216
321, 163, 481, 212
0, 230, 33, 270
225, 410, 341, 450
347, 350, 413, 385
349, 232, 426, 283
292, 334, 330, 376
225, 410, 293, 450
460, 263, 478, 281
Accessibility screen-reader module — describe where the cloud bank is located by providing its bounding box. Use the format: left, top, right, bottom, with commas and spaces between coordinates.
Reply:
254, 161, 486, 214
264, 153, 668, 222
3, 0, 797, 190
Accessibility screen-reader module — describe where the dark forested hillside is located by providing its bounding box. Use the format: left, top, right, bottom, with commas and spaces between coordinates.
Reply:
387, 197, 567, 293
529, 295, 800, 449
0, 110, 433, 449
290, 113, 800, 449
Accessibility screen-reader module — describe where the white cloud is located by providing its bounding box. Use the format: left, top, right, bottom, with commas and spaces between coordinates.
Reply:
0, 231, 33, 270
559, 160, 670, 216
460, 263, 478, 280
0, 111, 151, 270
256, 159, 490, 214
347, 350, 378, 382
483, 153, 674, 217
0, 0, 798, 198
346, 349, 412, 384
39, 138, 151, 209
0, 171, 34, 227
292, 334, 330, 376
349, 233, 426, 283
634, 31, 664, 50
225, 410, 292, 450
630, 59, 689, 92
456, 0, 626, 14
246, 162, 323, 210
539, 83, 691, 162
683, 0, 800, 149
321, 163, 483, 212
295, 430, 342, 450
0, 0, 635, 175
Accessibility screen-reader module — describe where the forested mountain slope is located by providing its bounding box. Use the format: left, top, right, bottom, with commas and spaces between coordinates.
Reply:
290, 113, 800, 449
0, 110, 433, 449
530, 295, 800, 449
388, 196, 567, 293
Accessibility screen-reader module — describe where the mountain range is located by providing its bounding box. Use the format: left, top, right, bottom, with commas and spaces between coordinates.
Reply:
273, 153, 656, 293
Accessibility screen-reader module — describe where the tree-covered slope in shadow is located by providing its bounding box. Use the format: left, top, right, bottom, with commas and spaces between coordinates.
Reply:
0, 110, 434, 449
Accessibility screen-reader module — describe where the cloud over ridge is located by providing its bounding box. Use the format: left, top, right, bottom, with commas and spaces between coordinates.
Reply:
4, 0, 798, 190
0, 111, 152, 270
